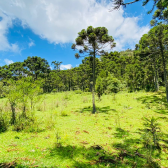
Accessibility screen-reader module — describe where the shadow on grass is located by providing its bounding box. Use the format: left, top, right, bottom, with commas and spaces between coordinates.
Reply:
112, 137, 162, 168
47, 144, 123, 167
47, 139, 161, 167
0, 161, 29, 168
47, 123, 163, 168
77, 106, 116, 114
137, 92, 168, 115
114, 127, 130, 139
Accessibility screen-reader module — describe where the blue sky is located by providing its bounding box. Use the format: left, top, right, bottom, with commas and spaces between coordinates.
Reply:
0, 0, 154, 69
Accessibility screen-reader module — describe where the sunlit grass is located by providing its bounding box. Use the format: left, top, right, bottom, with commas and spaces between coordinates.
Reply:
0, 91, 168, 167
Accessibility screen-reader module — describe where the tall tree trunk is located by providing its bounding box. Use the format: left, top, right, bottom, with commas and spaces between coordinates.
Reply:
92, 49, 96, 114
69, 79, 71, 91
22, 105, 26, 117
11, 104, 16, 125
154, 60, 159, 92
160, 42, 168, 102
31, 99, 33, 111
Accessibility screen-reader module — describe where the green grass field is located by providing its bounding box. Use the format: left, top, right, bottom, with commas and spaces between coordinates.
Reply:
0, 91, 168, 167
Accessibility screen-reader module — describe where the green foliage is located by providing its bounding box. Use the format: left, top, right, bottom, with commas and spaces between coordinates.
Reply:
3, 80, 20, 124
113, 0, 168, 24
23, 56, 51, 80
75, 90, 83, 94
0, 82, 3, 97
95, 76, 104, 100
0, 115, 8, 133
60, 110, 69, 116
3, 80, 20, 106
141, 117, 161, 167
143, 117, 161, 147
2, 78, 42, 126
135, 24, 168, 98
106, 75, 124, 94
13, 112, 41, 132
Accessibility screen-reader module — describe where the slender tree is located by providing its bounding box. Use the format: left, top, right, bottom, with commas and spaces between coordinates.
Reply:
51, 61, 62, 71
72, 26, 116, 113
3, 80, 20, 124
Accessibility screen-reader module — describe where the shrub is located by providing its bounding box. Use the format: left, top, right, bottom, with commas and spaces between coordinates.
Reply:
60, 110, 69, 116
0, 110, 9, 133
0, 117, 8, 133
74, 90, 83, 94
13, 112, 42, 132
107, 75, 122, 94
52, 89, 57, 93
84, 88, 90, 92
95, 76, 104, 100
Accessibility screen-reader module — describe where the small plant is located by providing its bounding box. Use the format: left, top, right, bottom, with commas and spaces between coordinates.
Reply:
60, 110, 69, 116
83, 96, 88, 103
55, 100, 59, 108
63, 92, 71, 100
143, 117, 161, 149
115, 111, 121, 128
141, 116, 161, 167
45, 114, 56, 130
55, 130, 62, 147
0, 116, 8, 133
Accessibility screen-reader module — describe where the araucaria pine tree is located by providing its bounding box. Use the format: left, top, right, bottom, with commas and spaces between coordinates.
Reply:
72, 26, 116, 113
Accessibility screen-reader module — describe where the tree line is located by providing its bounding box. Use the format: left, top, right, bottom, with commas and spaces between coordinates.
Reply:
0, 24, 167, 96
0, 23, 167, 117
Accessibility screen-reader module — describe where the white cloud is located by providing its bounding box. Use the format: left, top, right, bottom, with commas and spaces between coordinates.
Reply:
0, 11, 20, 52
60, 64, 72, 70
4, 59, 14, 65
28, 38, 35, 47
0, 0, 150, 50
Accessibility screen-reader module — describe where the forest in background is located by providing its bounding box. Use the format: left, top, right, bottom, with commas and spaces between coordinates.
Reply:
0, 24, 167, 94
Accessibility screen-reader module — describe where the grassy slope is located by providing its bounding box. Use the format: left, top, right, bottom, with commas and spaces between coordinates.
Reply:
0, 91, 168, 167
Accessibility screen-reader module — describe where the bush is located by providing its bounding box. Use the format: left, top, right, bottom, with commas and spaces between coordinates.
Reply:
60, 110, 69, 116
0, 111, 9, 133
13, 112, 42, 132
84, 88, 90, 92
52, 89, 57, 93
0, 117, 8, 133
75, 90, 83, 94
107, 75, 122, 94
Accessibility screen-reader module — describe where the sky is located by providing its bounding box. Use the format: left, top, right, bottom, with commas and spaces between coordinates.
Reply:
0, 0, 154, 69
